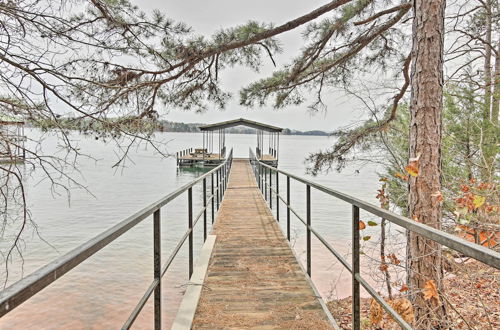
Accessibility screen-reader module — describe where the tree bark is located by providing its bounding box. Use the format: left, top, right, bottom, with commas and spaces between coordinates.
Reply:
481, 0, 494, 180
493, 39, 500, 124
408, 0, 448, 328
489, 38, 499, 171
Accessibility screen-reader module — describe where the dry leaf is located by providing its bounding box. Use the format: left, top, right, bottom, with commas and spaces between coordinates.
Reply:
423, 280, 439, 302
472, 195, 485, 209
390, 298, 415, 324
405, 164, 419, 177
399, 284, 409, 292
369, 299, 383, 326
388, 253, 400, 265
394, 172, 408, 181
370, 298, 415, 326
359, 220, 366, 230
405, 156, 420, 177
431, 191, 443, 203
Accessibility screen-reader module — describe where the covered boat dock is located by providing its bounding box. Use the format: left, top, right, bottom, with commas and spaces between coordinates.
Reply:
176, 118, 282, 167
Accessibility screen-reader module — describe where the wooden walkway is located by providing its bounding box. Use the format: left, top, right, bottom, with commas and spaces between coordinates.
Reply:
192, 159, 333, 329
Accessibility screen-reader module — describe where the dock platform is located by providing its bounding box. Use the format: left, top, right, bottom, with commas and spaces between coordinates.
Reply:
190, 159, 333, 329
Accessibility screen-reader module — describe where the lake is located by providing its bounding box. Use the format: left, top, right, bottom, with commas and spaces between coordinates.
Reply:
0, 130, 396, 329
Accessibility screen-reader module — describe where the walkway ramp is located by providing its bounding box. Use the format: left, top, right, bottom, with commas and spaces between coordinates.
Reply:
191, 159, 333, 329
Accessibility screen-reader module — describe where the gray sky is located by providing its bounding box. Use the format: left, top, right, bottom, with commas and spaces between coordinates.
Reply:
134, 0, 364, 131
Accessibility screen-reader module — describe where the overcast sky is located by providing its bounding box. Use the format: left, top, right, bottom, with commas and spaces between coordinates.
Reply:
133, 0, 365, 131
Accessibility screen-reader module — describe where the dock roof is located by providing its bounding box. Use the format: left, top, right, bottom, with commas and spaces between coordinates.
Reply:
199, 118, 283, 132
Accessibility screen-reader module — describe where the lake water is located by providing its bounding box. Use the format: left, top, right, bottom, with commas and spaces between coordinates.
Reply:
0, 130, 397, 329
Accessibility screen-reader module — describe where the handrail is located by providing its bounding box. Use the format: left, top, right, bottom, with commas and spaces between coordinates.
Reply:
0, 148, 234, 330
249, 147, 500, 329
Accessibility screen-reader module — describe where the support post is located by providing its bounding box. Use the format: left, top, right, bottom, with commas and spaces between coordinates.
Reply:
352, 205, 360, 330
188, 188, 193, 278
257, 162, 260, 189
277, 132, 279, 163
203, 178, 207, 242
153, 209, 161, 330
276, 171, 279, 222
306, 184, 311, 276
211, 173, 215, 223
264, 167, 268, 201
216, 169, 220, 210
259, 164, 262, 191
287, 176, 290, 241
269, 167, 272, 209
222, 164, 225, 197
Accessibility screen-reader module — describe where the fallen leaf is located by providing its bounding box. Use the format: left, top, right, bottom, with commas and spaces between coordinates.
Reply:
363, 236, 371, 241
369, 299, 383, 326
368, 221, 378, 226
390, 298, 415, 324
423, 280, 439, 302
370, 298, 415, 326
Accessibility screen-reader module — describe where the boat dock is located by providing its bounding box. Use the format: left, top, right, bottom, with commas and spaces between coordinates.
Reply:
177, 118, 280, 167
185, 159, 333, 329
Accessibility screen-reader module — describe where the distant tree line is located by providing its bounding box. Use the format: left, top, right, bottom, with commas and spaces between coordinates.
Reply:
29, 118, 330, 136
158, 120, 329, 136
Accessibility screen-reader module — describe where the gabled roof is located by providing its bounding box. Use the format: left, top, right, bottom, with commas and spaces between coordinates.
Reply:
199, 118, 283, 132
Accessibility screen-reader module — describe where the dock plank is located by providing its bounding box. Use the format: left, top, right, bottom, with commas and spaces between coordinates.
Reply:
191, 159, 333, 329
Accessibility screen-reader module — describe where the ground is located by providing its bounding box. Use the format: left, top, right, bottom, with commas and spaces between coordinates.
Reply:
327, 260, 499, 329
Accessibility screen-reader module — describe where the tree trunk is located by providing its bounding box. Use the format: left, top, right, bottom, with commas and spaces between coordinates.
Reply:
490, 38, 499, 169
408, 0, 448, 328
481, 0, 494, 180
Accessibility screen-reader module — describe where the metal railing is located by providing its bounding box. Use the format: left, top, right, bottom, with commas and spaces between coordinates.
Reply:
176, 147, 193, 165
0, 149, 234, 329
249, 148, 500, 330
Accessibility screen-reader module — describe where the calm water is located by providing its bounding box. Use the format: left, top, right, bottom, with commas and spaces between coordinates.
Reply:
0, 130, 391, 329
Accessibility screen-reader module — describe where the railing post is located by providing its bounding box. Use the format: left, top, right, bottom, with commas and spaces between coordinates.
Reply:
352, 205, 360, 330
211, 173, 214, 223
264, 167, 268, 201
221, 165, 225, 198
216, 168, 220, 210
153, 209, 161, 330
259, 164, 262, 192
276, 171, 279, 222
188, 187, 193, 278
224, 163, 228, 192
287, 176, 290, 241
306, 184, 311, 276
269, 168, 272, 209
203, 178, 207, 242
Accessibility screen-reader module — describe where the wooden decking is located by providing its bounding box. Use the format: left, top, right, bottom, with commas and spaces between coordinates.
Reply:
191, 159, 333, 329
258, 154, 277, 162
178, 153, 225, 166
